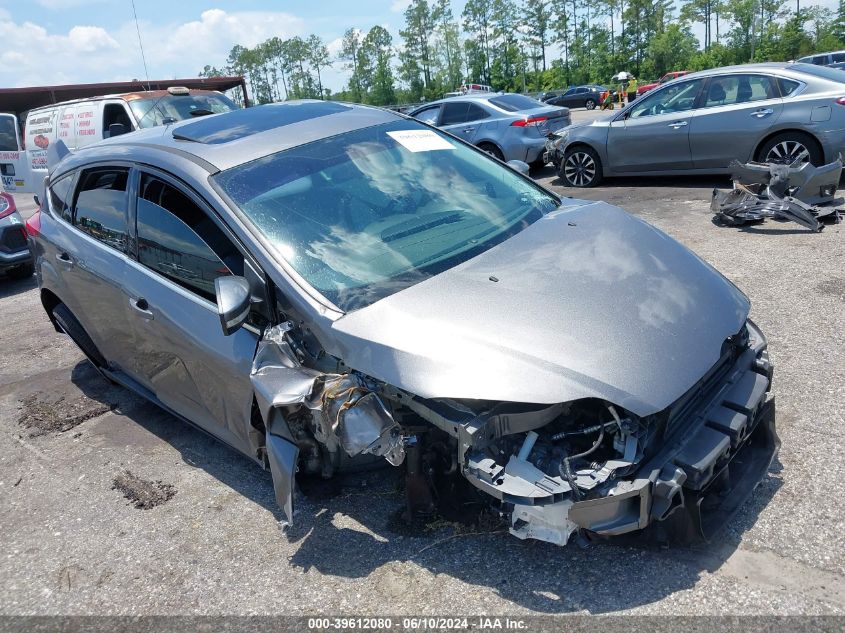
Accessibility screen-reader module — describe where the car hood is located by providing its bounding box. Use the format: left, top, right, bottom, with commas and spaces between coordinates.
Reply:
330, 200, 749, 417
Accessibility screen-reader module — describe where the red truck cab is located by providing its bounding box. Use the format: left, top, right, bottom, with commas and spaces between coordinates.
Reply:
636, 71, 690, 96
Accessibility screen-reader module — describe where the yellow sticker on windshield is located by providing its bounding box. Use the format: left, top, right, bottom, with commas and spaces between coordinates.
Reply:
387, 130, 455, 152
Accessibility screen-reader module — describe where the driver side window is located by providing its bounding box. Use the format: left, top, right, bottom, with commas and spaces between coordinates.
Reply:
629, 79, 704, 119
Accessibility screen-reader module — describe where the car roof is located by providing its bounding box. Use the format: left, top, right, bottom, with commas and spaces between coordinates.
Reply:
27, 89, 224, 114
60, 100, 398, 174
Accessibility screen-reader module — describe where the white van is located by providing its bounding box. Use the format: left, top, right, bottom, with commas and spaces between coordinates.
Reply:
0, 112, 28, 192
22, 87, 237, 190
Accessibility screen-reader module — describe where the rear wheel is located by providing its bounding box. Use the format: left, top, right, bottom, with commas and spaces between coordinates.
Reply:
6, 262, 34, 280
477, 142, 504, 161
758, 132, 823, 166
560, 146, 603, 187
52, 303, 108, 368
584, 99, 596, 110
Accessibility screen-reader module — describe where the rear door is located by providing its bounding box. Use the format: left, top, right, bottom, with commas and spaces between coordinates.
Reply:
689, 73, 784, 168
121, 168, 260, 455
60, 165, 137, 373
607, 78, 704, 172
25, 108, 57, 180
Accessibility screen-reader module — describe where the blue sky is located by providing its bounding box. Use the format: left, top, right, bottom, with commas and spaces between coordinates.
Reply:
0, 0, 837, 93
0, 0, 449, 91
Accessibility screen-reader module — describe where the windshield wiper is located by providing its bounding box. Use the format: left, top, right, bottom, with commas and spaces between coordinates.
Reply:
381, 211, 463, 243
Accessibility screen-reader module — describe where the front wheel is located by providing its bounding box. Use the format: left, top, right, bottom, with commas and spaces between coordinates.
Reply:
584, 99, 596, 110
758, 132, 823, 166
560, 146, 603, 187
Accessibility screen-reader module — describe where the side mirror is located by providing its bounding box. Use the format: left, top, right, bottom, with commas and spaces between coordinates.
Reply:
215, 275, 251, 336
108, 123, 127, 138
33, 194, 40, 207
506, 160, 530, 176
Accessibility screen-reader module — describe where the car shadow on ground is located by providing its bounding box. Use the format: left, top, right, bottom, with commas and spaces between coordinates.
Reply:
67, 359, 784, 614
0, 274, 36, 299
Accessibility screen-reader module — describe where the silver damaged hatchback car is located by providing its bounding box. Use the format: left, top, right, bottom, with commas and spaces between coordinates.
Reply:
30, 101, 778, 546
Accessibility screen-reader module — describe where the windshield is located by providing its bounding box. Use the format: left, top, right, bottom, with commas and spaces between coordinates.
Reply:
214, 119, 558, 312
0, 115, 19, 151
129, 93, 238, 129
488, 94, 545, 112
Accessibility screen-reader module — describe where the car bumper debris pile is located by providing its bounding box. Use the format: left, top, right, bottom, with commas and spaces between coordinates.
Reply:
712, 157, 843, 231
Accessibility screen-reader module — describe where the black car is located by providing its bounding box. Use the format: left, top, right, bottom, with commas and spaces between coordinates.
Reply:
546, 85, 603, 110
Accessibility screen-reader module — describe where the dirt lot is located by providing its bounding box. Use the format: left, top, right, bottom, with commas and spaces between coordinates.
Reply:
1, 165, 844, 616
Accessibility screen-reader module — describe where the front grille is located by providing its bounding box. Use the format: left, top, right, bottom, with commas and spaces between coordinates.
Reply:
664, 342, 739, 436
0, 227, 28, 252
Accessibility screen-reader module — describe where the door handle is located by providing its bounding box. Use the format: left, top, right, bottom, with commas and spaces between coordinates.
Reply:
751, 108, 774, 118
462, 127, 476, 133
668, 121, 688, 128
129, 296, 154, 320
55, 252, 73, 269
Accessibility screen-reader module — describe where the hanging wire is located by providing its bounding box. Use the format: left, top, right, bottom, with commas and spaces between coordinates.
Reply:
130, 0, 151, 91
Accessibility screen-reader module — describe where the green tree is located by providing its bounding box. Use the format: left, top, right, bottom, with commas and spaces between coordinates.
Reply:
362, 26, 396, 105
308, 35, 331, 99
463, 0, 495, 83
339, 29, 364, 102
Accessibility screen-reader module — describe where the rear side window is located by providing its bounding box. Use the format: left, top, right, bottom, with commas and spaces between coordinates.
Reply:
74, 168, 129, 251
136, 174, 243, 302
488, 94, 543, 112
779, 78, 801, 96
465, 103, 490, 121
49, 174, 74, 222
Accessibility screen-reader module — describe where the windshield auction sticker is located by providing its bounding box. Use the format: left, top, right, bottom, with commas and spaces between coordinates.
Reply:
387, 130, 455, 152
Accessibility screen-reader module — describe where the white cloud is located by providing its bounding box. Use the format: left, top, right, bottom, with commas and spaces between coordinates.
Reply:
0, 9, 306, 88
390, 0, 410, 13
326, 36, 344, 58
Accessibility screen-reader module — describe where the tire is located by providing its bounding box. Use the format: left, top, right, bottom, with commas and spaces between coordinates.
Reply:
477, 142, 504, 161
757, 132, 823, 167
6, 262, 34, 280
584, 99, 596, 110
560, 146, 603, 187
52, 303, 108, 368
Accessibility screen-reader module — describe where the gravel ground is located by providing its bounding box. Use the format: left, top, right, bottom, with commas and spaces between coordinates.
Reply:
1, 150, 844, 616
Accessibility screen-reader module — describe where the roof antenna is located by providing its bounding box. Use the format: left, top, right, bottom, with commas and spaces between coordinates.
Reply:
130, 0, 151, 91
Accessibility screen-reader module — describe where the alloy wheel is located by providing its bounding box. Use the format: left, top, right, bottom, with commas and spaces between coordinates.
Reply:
563, 152, 597, 186
765, 140, 810, 165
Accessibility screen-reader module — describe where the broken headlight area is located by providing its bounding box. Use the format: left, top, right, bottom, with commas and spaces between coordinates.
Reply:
255, 320, 778, 548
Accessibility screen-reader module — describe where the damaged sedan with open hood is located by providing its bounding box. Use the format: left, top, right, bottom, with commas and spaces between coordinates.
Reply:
29, 101, 778, 547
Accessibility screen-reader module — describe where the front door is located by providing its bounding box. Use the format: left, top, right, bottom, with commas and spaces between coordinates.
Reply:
121, 169, 259, 455
607, 78, 705, 173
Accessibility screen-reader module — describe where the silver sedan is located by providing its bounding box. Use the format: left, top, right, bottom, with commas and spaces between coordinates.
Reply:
546, 62, 845, 187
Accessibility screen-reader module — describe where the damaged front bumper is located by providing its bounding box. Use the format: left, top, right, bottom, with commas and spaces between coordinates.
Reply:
458, 321, 778, 546
253, 319, 777, 548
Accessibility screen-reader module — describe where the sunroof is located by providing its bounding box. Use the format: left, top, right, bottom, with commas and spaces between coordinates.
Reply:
172, 101, 353, 145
